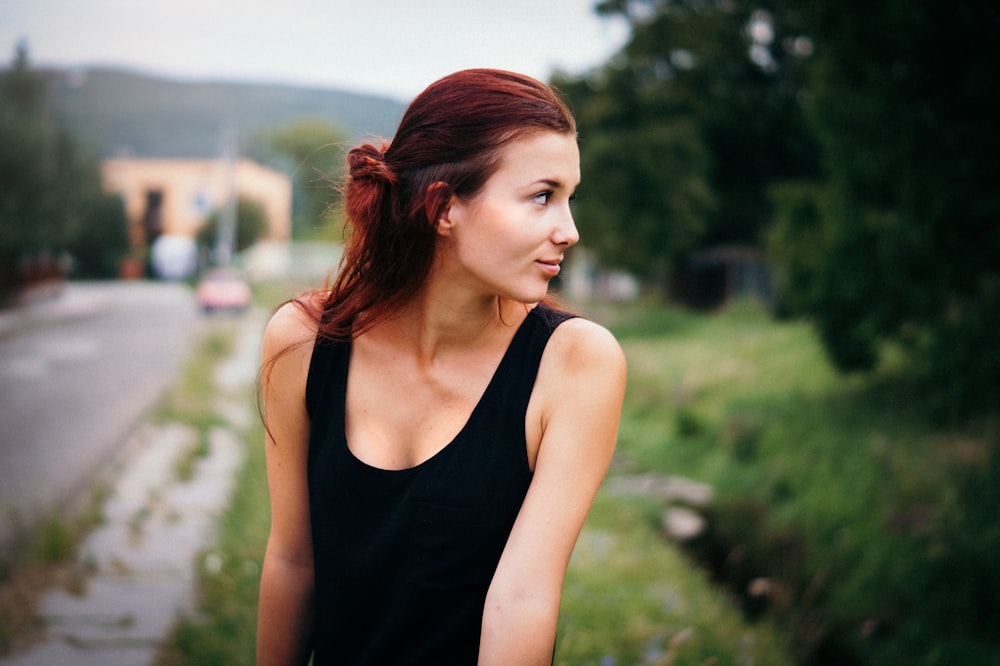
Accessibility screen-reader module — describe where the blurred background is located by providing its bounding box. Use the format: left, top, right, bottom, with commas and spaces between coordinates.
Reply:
1, 1, 998, 664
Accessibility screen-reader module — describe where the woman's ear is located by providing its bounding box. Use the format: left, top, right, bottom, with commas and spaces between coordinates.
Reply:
424, 181, 454, 234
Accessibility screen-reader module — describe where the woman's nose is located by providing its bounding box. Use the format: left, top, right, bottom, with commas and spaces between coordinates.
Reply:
553, 208, 580, 247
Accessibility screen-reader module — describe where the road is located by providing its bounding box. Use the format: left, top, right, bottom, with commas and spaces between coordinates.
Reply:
0, 281, 202, 552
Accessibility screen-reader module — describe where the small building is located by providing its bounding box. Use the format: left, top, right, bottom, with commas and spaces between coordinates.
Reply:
101, 158, 292, 270
671, 245, 773, 310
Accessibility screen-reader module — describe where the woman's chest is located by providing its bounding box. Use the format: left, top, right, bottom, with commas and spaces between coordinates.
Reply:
343, 349, 502, 471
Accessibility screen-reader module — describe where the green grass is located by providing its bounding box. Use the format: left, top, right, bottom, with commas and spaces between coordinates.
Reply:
153, 321, 236, 488
557, 493, 794, 665
153, 322, 235, 432
608, 299, 1000, 664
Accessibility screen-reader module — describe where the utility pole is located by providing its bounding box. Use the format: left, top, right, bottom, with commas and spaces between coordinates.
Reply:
215, 121, 238, 266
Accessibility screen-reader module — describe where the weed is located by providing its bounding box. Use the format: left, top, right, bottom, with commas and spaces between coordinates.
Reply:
175, 429, 212, 482
33, 518, 74, 564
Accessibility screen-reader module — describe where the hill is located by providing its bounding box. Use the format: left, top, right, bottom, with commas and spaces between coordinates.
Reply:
42, 67, 406, 159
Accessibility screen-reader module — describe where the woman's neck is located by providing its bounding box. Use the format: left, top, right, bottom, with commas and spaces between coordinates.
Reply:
371, 278, 529, 368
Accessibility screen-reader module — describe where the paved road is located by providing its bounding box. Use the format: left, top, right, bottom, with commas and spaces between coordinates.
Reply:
0, 282, 201, 552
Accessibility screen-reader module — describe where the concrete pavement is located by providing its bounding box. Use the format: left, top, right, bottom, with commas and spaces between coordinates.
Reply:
0, 291, 264, 665
0, 283, 112, 340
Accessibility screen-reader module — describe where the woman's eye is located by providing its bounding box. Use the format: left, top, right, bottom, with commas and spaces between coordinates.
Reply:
532, 191, 553, 205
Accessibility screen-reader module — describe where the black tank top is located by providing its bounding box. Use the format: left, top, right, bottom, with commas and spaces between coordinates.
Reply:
305, 304, 573, 665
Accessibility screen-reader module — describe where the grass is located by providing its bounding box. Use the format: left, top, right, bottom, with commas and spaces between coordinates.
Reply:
153, 321, 235, 432
605, 298, 1000, 664
556, 493, 794, 665
154, 321, 236, 487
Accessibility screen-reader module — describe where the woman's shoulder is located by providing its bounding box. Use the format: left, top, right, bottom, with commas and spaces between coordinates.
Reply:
263, 295, 325, 359
530, 309, 626, 461
541, 309, 626, 380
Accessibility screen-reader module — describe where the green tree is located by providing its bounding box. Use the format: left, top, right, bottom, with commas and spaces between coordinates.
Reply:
197, 196, 268, 257
767, 0, 1000, 418
0, 41, 126, 294
261, 118, 347, 239
67, 191, 129, 278
556, 0, 817, 286
556, 69, 713, 283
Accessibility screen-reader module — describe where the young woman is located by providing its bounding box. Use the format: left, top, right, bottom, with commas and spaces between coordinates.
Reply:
256, 69, 626, 665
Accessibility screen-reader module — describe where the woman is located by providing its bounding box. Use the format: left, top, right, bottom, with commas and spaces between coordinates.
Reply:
256, 69, 626, 665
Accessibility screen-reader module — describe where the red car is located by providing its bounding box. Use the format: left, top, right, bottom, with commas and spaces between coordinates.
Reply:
195, 267, 252, 313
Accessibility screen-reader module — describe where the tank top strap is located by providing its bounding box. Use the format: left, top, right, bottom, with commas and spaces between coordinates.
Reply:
306, 333, 349, 430
488, 303, 575, 419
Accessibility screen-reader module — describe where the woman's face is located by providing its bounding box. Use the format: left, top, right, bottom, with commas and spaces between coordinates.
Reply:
442, 131, 580, 304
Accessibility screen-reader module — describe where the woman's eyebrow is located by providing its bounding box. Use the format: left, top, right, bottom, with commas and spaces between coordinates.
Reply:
530, 178, 577, 190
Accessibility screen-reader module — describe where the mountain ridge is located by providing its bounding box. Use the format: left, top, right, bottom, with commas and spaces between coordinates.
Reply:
37, 66, 407, 160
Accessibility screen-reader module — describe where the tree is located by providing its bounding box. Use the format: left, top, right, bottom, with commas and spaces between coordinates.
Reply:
260, 119, 347, 240
767, 0, 1000, 418
67, 191, 130, 279
556, 69, 714, 283
556, 0, 817, 286
0, 41, 126, 297
197, 196, 268, 258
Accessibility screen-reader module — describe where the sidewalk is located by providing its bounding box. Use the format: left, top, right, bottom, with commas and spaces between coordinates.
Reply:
1, 309, 264, 665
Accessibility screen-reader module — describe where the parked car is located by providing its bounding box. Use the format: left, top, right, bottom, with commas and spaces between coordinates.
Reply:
195, 267, 252, 313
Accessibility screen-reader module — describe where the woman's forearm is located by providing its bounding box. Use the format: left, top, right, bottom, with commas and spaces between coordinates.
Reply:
256, 553, 315, 666
479, 592, 559, 665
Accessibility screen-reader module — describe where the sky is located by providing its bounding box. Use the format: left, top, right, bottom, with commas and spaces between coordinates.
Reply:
0, 0, 631, 101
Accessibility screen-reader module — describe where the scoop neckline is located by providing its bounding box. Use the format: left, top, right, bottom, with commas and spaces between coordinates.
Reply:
340, 307, 540, 474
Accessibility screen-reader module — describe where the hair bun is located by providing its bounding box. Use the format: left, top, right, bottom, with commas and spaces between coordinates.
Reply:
348, 142, 396, 184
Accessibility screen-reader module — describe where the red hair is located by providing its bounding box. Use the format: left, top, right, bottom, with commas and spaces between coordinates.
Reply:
311, 68, 577, 340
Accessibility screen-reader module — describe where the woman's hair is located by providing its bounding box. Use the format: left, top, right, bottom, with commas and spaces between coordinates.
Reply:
314, 68, 577, 340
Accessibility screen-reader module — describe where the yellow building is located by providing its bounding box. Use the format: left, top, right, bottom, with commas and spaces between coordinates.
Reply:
101, 157, 292, 254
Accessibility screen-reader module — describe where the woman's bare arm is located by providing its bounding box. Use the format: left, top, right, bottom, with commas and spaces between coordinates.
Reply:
479, 318, 626, 664
256, 302, 317, 666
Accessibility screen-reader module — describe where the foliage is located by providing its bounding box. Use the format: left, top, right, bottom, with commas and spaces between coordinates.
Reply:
259, 118, 348, 239
766, 0, 1000, 419
0, 41, 127, 294
196, 196, 269, 258
64, 191, 130, 279
611, 300, 1000, 664
555, 0, 818, 283
562, 0, 997, 420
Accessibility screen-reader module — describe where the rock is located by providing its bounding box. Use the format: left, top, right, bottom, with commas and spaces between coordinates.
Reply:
661, 476, 713, 507
607, 473, 714, 507
663, 507, 707, 542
